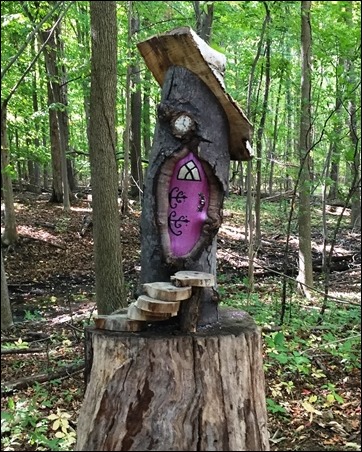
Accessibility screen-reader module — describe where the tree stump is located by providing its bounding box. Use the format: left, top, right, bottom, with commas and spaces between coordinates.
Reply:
75, 309, 269, 451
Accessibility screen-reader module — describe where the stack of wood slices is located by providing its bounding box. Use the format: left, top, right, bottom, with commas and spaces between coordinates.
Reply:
95, 271, 215, 332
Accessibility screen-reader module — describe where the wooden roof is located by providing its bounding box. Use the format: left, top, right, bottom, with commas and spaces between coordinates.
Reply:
137, 27, 254, 161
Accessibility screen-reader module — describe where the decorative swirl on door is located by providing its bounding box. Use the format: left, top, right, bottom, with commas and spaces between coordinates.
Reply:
168, 186, 188, 209
168, 210, 190, 236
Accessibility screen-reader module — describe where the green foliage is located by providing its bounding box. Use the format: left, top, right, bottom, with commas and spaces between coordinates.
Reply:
55, 216, 71, 233
1, 390, 76, 451
266, 398, 288, 415
1, 0, 361, 195
24, 309, 43, 321
2, 338, 29, 350
224, 288, 360, 415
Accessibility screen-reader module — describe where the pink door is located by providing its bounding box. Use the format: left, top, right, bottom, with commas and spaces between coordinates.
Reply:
168, 151, 210, 257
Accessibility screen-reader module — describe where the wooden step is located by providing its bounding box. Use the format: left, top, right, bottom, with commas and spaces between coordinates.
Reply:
143, 281, 192, 301
171, 271, 215, 287
127, 302, 173, 321
135, 294, 180, 315
95, 314, 147, 332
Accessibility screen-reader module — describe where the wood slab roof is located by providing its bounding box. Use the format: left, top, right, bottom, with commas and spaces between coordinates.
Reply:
137, 26, 254, 161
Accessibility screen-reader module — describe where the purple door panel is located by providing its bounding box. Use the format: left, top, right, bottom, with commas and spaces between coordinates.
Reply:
167, 152, 210, 257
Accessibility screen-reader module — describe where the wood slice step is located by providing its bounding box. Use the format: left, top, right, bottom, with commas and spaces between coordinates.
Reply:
127, 302, 173, 321
171, 271, 215, 287
135, 294, 180, 315
143, 282, 192, 301
95, 314, 147, 332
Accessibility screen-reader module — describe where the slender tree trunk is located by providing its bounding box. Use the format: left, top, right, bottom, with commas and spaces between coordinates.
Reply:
142, 70, 151, 159
343, 2, 361, 229
121, 1, 133, 213
255, 6, 271, 247
328, 59, 342, 201
89, 1, 126, 314
245, 6, 267, 259
30, 58, 41, 193
268, 75, 283, 195
285, 75, 293, 191
193, 1, 214, 43
297, 0, 314, 298
1, 103, 18, 245
1, 249, 13, 330
57, 27, 75, 198
42, 28, 63, 203
130, 14, 143, 199
247, 10, 268, 118
75, 3, 91, 148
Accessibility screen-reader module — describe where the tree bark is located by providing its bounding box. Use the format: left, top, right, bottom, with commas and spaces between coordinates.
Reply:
42, 27, 64, 203
130, 14, 143, 199
89, 1, 126, 314
76, 309, 269, 451
142, 70, 152, 159
193, 0, 214, 43
255, 3, 271, 248
297, 0, 314, 297
1, 249, 13, 330
1, 103, 18, 245
140, 66, 229, 324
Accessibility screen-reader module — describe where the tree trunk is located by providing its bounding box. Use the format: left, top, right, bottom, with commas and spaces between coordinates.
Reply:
30, 61, 41, 194
268, 75, 283, 195
75, 2, 91, 148
255, 4, 271, 247
1, 103, 18, 245
193, 0, 214, 43
1, 249, 13, 330
121, 1, 133, 214
89, 1, 126, 314
327, 57, 342, 201
42, 28, 63, 203
75, 309, 269, 451
128, 12, 143, 199
140, 66, 229, 325
346, 47, 361, 230
57, 26, 71, 210
142, 70, 152, 159
297, 0, 314, 297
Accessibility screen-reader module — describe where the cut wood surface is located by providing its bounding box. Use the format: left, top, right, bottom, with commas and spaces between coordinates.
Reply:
127, 302, 172, 321
75, 309, 269, 451
135, 295, 180, 314
143, 281, 192, 301
95, 314, 147, 332
171, 270, 215, 287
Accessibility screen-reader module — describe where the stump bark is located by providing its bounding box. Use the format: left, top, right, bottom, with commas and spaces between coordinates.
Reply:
76, 309, 270, 451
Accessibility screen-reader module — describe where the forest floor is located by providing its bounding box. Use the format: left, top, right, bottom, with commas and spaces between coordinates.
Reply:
1, 191, 361, 451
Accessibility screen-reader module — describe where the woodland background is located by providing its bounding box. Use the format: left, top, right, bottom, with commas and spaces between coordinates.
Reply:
1, 1, 361, 451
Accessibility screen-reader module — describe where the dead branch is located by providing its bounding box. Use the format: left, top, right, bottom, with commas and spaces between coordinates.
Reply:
21, 234, 66, 249
1, 333, 51, 343
1, 347, 45, 355
1, 361, 85, 396
34, 221, 56, 230
261, 190, 295, 202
